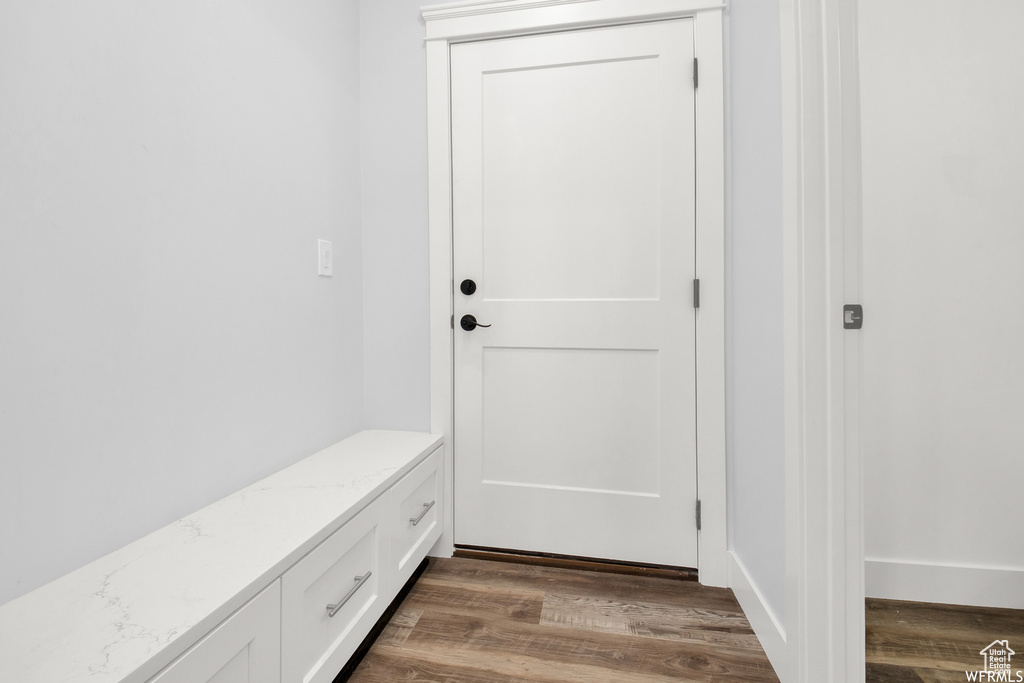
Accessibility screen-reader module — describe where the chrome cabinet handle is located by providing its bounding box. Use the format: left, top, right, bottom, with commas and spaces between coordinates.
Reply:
325, 571, 372, 618
409, 500, 436, 526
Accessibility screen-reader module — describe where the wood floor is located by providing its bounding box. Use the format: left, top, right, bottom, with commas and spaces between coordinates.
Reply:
866, 598, 1024, 682
347, 556, 779, 682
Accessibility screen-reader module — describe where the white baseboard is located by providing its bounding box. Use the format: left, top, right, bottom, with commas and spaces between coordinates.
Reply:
865, 559, 1024, 609
727, 551, 789, 681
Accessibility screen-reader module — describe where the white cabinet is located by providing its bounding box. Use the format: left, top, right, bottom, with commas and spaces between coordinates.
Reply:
0, 433, 444, 683
137, 441, 443, 683
281, 493, 388, 683
150, 581, 281, 683
391, 447, 443, 591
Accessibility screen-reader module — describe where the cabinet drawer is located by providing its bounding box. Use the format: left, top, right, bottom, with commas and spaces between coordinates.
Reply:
281, 494, 388, 683
149, 581, 281, 683
392, 446, 443, 588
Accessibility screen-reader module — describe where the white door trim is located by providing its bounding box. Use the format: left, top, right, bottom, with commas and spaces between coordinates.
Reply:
423, 0, 725, 40
423, 0, 727, 587
778, 0, 864, 680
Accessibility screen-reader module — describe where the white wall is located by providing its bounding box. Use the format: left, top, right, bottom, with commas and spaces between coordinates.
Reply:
725, 0, 786, 624
0, 0, 792, 614
360, 1, 431, 432
0, 0, 364, 605
860, 0, 1024, 608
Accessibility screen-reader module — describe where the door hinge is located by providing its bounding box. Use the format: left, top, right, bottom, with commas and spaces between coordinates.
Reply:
693, 279, 700, 309
450, 314, 454, 330
695, 499, 702, 531
693, 58, 699, 89
843, 304, 863, 329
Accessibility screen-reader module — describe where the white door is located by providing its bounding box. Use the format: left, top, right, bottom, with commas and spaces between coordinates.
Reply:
452, 20, 698, 568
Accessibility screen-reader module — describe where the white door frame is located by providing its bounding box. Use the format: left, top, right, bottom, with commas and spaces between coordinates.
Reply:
422, 0, 728, 587
778, 0, 864, 680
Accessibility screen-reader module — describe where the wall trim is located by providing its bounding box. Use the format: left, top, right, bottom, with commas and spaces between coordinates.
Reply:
779, 0, 864, 680
423, 0, 725, 41
423, 0, 597, 20
866, 559, 1024, 610
729, 551, 789, 681
422, 0, 728, 588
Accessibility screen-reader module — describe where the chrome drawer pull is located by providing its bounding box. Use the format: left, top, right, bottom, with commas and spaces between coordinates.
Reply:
409, 500, 436, 526
325, 571, 372, 618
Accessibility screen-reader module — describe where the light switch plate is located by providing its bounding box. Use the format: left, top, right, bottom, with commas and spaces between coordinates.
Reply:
318, 239, 333, 277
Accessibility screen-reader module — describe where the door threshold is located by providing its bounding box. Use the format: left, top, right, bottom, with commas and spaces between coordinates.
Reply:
453, 545, 698, 582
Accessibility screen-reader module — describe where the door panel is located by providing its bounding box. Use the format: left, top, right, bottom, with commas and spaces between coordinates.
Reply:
481, 347, 660, 495
481, 56, 664, 301
453, 20, 698, 567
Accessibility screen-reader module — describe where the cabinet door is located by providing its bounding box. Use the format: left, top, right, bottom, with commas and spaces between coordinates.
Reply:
281, 493, 388, 683
392, 447, 442, 590
149, 581, 280, 683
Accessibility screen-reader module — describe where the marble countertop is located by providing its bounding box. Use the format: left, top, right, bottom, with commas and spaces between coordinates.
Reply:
0, 430, 443, 683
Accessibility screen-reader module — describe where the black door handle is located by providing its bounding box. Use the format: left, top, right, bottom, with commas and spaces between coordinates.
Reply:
460, 314, 491, 331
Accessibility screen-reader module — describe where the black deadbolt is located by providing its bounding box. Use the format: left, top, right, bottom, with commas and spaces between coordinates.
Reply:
460, 314, 491, 331
460, 279, 477, 296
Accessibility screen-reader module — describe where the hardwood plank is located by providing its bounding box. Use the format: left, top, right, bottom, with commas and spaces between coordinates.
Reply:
914, 668, 988, 683
404, 609, 780, 682
866, 625, 982, 670
352, 640, 684, 683
866, 662, 923, 682
865, 598, 1024, 673
429, 557, 744, 614
374, 608, 422, 648
540, 593, 760, 648
404, 576, 545, 624
866, 598, 1024, 641
349, 646, 539, 683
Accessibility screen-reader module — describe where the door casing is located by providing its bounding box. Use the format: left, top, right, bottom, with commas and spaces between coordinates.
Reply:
422, 0, 727, 587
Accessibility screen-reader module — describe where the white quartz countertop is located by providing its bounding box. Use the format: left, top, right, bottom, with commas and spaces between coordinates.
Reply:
0, 430, 443, 683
